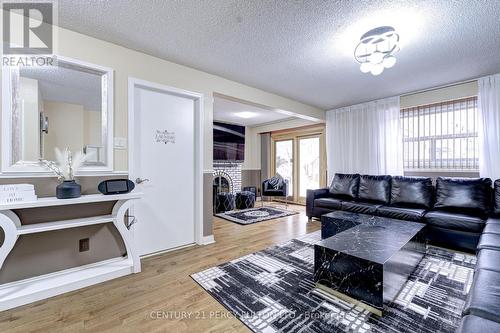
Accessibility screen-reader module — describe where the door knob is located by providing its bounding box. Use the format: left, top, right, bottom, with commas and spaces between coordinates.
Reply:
135, 178, 150, 184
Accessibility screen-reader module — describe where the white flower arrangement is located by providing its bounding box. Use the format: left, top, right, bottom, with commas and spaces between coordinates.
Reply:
40, 148, 92, 181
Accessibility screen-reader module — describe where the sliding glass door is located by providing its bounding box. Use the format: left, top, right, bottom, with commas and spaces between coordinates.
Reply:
274, 139, 294, 198
298, 136, 321, 201
271, 126, 326, 204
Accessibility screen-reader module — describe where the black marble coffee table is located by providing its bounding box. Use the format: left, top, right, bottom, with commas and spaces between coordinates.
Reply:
314, 211, 426, 316
321, 210, 365, 239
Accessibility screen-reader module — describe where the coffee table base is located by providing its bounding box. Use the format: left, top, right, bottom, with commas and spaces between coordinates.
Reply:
315, 283, 383, 316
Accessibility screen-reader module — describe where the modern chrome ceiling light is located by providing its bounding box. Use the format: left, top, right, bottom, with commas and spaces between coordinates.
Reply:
354, 26, 399, 76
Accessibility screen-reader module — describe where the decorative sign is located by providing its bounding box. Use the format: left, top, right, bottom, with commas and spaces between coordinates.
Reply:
155, 130, 175, 144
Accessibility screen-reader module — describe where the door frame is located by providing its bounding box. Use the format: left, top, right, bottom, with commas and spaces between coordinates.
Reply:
271, 138, 295, 201
271, 125, 326, 204
127, 77, 204, 247
296, 134, 324, 204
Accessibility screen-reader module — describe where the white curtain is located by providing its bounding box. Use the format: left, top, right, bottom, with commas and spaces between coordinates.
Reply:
326, 96, 403, 182
478, 73, 500, 180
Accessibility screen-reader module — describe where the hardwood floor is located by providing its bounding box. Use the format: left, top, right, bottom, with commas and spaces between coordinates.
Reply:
0, 203, 320, 332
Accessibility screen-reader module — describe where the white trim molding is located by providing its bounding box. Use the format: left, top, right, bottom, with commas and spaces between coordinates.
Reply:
201, 235, 215, 245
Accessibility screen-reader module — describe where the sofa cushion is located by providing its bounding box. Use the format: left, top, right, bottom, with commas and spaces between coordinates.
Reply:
390, 176, 433, 208
457, 315, 500, 333
329, 173, 360, 200
488, 217, 500, 225
434, 177, 492, 216
377, 206, 426, 222
358, 175, 391, 204
314, 198, 342, 210
495, 179, 500, 215
341, 201, 380, 215
463, 269, 500, 323
477, 233, 500, 251
424, 211, 486, 233
476, 249, 500, 273
484, 223, 500, 235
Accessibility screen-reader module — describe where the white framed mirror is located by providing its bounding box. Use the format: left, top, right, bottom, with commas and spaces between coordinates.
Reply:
1, 56, 114, 175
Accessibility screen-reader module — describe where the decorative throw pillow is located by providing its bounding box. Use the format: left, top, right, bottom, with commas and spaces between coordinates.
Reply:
268, 174, 284, 189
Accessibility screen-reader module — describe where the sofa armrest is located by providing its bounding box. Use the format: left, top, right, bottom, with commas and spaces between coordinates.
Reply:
306, 188, 329, 218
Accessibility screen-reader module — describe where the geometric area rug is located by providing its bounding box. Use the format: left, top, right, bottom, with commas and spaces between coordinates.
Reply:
192, 231, 476, 333
216, 206, 298, 225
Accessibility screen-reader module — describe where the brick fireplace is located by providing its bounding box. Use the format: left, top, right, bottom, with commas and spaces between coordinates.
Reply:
213, 162, 242, 194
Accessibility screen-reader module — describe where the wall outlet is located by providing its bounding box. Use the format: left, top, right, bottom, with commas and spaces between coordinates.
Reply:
79, 238, 90, 252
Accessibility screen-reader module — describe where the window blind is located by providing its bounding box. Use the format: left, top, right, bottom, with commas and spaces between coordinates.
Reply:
401, 97, 479, 171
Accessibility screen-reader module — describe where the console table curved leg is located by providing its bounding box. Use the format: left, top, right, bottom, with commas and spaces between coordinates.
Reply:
0, 211, 21, 271
112, 200, 141, 273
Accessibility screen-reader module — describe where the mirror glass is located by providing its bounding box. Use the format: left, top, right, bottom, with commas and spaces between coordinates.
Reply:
11, 60, 108, 166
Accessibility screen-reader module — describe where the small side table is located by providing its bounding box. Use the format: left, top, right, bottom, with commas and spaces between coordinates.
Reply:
215, 192, 235, 214
235, 191, 255, 209
242, 186, 257, 197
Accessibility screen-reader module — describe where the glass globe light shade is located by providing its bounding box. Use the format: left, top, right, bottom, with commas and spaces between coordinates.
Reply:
360, 62, 372, 73
383, 56, 397, 68
368, 51, 384, 64
370, 63, 384, 76
365, 43, 376, 54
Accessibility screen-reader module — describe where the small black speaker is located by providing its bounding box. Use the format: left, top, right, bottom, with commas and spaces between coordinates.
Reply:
98, 179, 135, 195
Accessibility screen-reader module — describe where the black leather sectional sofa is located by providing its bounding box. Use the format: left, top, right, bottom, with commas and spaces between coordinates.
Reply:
306, 174, 500, 332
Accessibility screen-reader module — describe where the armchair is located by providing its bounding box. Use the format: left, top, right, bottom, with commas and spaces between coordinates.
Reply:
262, 177, 289, 208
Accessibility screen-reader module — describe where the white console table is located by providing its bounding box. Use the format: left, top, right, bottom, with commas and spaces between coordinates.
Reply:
0, 192, 142, 311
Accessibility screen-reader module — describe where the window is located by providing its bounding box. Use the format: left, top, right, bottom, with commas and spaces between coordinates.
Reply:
401, 97, 479, 171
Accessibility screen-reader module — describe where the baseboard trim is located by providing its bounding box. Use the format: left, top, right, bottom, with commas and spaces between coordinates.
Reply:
140, 243, 196, 258
0, 257, 134, 311
201, 235, 215, 245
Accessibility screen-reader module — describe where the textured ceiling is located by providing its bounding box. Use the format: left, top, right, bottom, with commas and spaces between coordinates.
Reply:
58, 0, 500, 109
214, 96, 293, 127
21, 66, 102, 111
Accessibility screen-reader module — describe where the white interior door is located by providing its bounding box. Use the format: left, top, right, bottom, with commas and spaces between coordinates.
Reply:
132, 84, 196, 256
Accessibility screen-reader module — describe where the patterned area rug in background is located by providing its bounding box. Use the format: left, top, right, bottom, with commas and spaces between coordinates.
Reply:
216, 206, 298, 225
192, 231, 476, 333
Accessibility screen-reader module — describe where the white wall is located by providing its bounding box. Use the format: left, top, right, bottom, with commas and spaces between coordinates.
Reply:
252, 118, 320, 134
242, 126, 261, 170
18, 77, 40, 161
43, 101, 85, 160
84, 111, 101, 146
